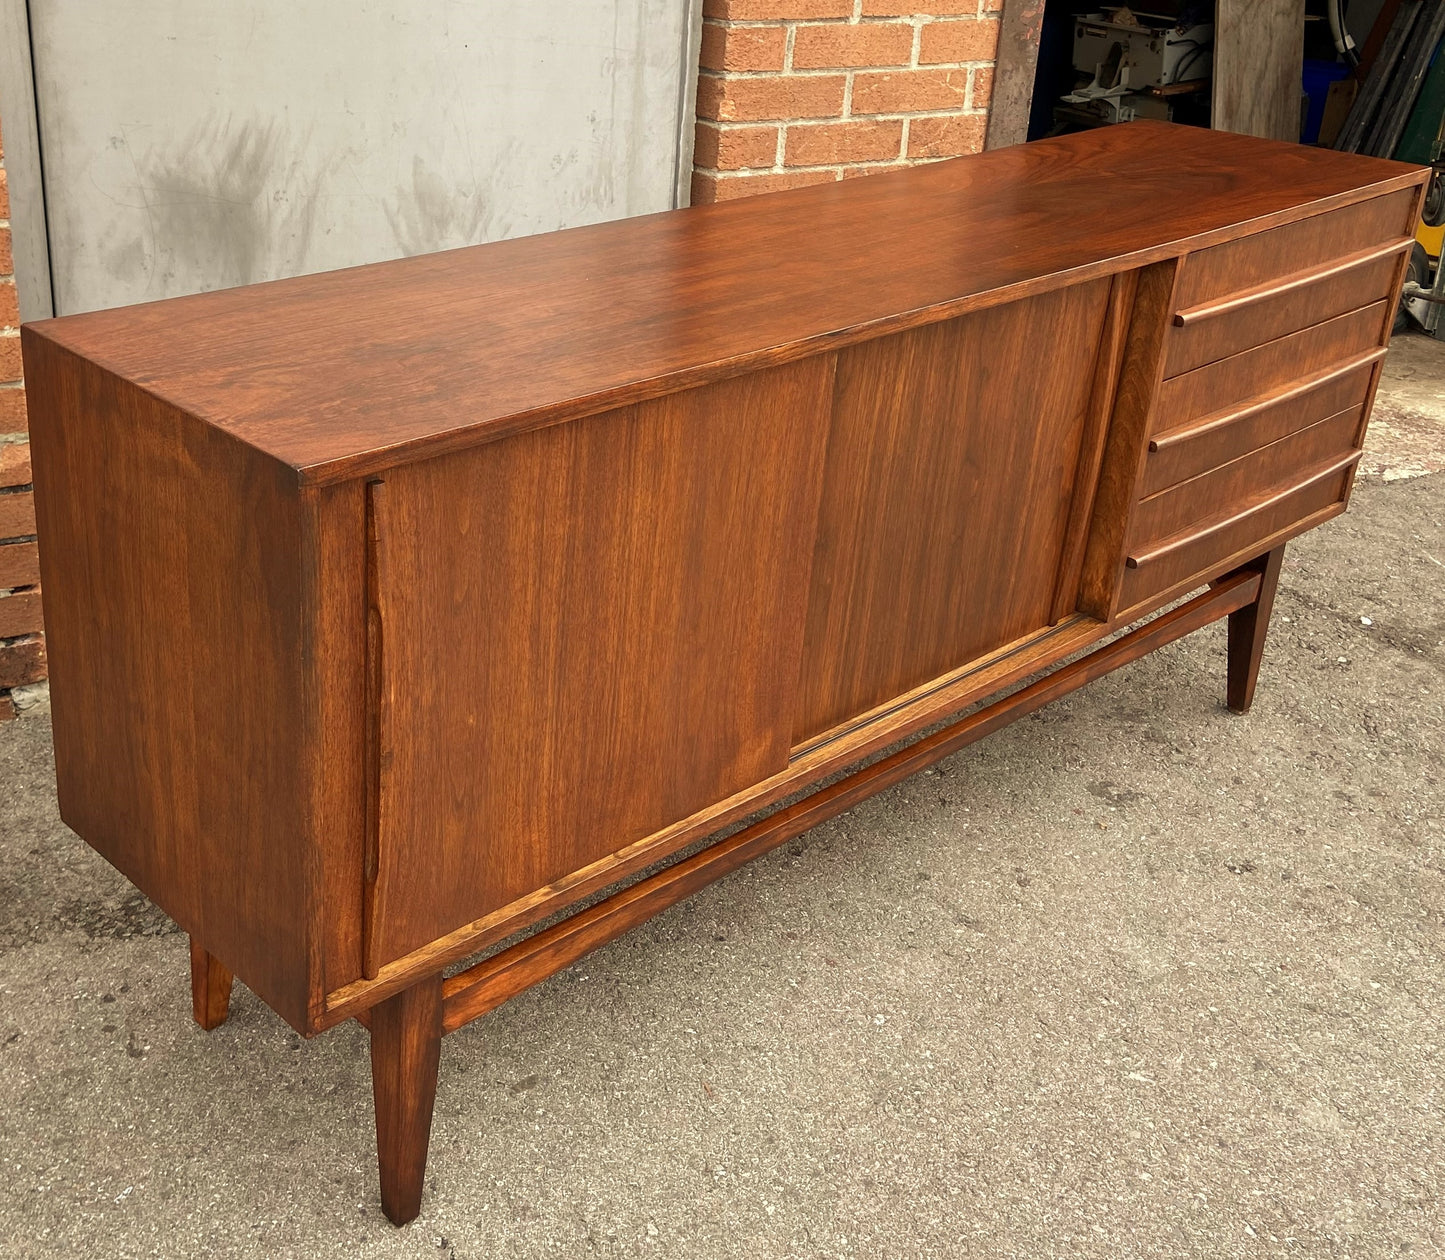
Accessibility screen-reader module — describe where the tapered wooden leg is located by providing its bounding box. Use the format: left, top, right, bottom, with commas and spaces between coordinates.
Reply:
1226, 544, 1286, 714
370, 972, 444, 1226
189, 938, 233, 1030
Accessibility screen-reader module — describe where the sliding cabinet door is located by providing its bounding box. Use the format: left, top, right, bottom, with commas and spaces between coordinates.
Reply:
794, 278, 1115, 746
364, 360, 833, 967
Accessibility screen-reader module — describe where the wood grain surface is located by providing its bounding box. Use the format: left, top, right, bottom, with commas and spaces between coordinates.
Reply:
1163, 243, 1407, 377
1153, 302, 1391, 437
440, 568, 1265, 1038
793, 279, 1109, 743
1141, 353, 1379, 495
23, 332, 314, 1030
1130, 407, 1363, 546
21, 125, 1426, 1044
370, 973, 443, 1226
1226, 545, 1287, 714
1213, 0, 1307, 141
22, 123, 1422, 486
20, 125, 1428, 1221
1076, 260, 1182, 620
366, 360, 835, 966
1170, 189, 1417, 311
1121, 455, 1357, 609
189, 939, 234, 1032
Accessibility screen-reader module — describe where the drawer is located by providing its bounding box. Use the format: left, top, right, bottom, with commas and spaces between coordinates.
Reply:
1140, 348, 1380, 497
1131, 405, 1362, 547
1118, 451, 1358, 615
1171, 188, 1418, 312
1153, 300, 1388, 440
1163, 238, 1408, 377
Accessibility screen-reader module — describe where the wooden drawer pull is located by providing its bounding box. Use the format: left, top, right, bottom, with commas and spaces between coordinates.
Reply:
1150, 346, 1386, 453
1127, 449, 1361, 571
1172, 237, 1413, 328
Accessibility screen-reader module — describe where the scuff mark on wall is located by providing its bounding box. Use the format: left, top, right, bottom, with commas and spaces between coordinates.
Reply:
97, 114, 330, 297
384, 153, 493, 257
31, 0, 696, 313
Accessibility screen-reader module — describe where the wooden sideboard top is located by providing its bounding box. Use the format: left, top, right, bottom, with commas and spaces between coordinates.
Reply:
24, 121, 1420, 486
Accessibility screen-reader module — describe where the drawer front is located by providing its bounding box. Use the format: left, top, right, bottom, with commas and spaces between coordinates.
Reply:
1131, 406, 1362, 546
1140, 349, 1379, 497
1118, 453, 1358, 615
1171, 188, 1418, 312
1163, 240, 1407, 378
1153, 300, 1389, 440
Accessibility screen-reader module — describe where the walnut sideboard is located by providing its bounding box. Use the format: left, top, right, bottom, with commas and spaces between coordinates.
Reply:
22, 121, 1425, 1224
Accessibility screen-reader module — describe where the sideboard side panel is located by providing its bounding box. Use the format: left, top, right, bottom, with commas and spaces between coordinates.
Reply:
23, 332, 314, 1030
791, 278, 1112, 745
367, 358, 835, 967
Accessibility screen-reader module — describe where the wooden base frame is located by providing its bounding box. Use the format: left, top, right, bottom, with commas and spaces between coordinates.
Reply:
308, 561, 1278, 1225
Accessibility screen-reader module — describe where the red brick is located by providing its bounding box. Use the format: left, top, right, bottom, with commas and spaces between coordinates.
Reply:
841, 162, 909, 178
693, 168, 838, 204
700, 21, 787, 72
0, 589, 42, 639
0, 692, 14, 721
0, 488, 33, 541
791, 21, 914, 69
0, 635, 45, 688
0, 169, 8, 221
0, 227, 11, 276
907, 112, 986, 159
852, 67, 969, 114
0, 336, 18, 383
698, 72, 847, 122
0, 442, 28, 488
695, 122, 780, 170
973, 65, 995, 108
705, 0, 852, 16
0, 282, 17, 330
786, 119, 904, 166
919, 18, 998, 63
861, 0, 978, 14
0, 539, 39, 589
0, 386, 26, 435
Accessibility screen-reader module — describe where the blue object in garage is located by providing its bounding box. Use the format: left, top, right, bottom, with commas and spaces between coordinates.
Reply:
1303, 58, 1351, 144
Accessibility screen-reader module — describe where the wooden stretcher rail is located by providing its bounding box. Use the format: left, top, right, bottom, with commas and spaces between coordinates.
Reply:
439, 569, 1265, 1037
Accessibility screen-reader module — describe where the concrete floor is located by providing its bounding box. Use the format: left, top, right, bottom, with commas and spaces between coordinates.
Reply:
1, 335, 1443, 1260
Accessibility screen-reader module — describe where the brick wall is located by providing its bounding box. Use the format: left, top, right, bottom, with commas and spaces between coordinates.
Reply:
0, 119, 43, 721
693, 0, 999, 203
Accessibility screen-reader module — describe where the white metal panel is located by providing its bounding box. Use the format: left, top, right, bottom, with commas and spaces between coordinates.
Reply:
0, 1, 54, 321
28, 1, 700, 315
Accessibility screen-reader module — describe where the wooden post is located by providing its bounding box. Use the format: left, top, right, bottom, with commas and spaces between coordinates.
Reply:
1226, 544, 1287, 714
985, 0, 1046, 151
1213, 0, 1307, 140
370, 972, 444, 1226
188, 938, 233, 1031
